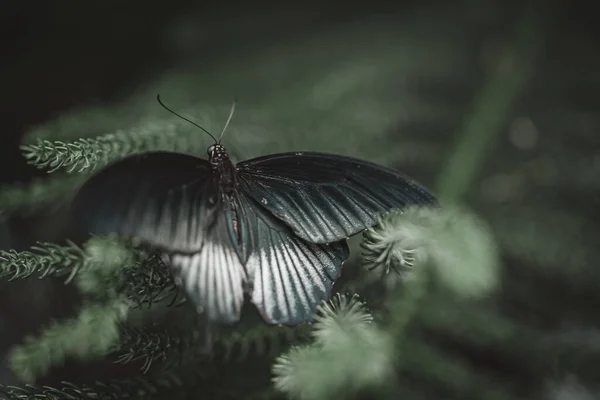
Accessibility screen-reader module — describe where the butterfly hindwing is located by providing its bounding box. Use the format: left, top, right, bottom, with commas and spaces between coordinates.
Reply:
169, 207, 247, 323
237, 152, 437, 244
72, 152, 218, 253
238, 193, 350, 325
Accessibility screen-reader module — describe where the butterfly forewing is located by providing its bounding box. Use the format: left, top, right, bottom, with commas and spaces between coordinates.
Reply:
237, 152, 437, 244
72, 152, 218, 253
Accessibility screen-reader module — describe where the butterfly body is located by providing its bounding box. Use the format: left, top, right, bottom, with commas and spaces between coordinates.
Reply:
208, 144, 237, 193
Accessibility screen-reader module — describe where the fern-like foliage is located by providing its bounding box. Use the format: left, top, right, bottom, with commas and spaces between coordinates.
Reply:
114, 322, 311, 375
0, 241, 177, 307
21, 121, 209, 174
2, 0, 599, 399
0, 365, 227, 400
114, 327, 200, 373
0, 240, 84, 282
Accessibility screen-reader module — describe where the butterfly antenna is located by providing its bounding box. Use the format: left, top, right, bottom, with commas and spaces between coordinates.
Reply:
217, 98, 237, 144
156, 94, 218, 143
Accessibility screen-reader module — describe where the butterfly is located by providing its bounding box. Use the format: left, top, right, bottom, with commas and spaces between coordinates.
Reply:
71, 96, 437, 326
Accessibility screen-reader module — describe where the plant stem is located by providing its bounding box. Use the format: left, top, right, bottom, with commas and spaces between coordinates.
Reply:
435, 0, 552, 202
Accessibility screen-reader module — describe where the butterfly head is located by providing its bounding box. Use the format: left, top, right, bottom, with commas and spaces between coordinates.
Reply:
208, 144, 229, 164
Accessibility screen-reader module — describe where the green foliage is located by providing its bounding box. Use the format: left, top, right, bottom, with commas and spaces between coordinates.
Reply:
0, 365, 222, 400
115, 322, 311, 373
9, 237, 133, 381
21, 122, 209, 174
362, 206, 499, 298
0, 240, 84, 282
0, 240, 178, 307
10, 298, 131, 382
273, 294, 394, 400
2, 0, 599, 399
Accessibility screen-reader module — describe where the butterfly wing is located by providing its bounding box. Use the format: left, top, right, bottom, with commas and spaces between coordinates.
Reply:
72, 151, 248, 323
237, 152, 437, 244
169, 208, 247, 323
237, 193, 349, 325
71, 152, 219, 253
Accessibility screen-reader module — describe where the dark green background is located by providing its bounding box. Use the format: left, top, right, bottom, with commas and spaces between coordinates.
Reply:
1, 0, 599, 397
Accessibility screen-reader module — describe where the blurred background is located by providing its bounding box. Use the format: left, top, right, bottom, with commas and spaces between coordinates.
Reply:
1, 0, 599, 397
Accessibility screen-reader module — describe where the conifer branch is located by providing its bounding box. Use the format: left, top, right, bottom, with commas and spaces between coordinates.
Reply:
273, 294, 393, 400
120, 252, 180, 308
361, 206, 500, 299
21, 120, 207, 174
10, 297, 131, 382
114, 322, 311, 374
0, 367, 215, 400
0, 240, 178, 307
7, 237, 170, 382
0, 240, 85, 282
114, 327, 201, 373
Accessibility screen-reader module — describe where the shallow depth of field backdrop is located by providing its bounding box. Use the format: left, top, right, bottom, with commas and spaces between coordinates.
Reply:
1, 1, 599, 399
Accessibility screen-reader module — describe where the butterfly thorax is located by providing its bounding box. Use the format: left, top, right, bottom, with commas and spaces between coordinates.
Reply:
208, 144, 237, 193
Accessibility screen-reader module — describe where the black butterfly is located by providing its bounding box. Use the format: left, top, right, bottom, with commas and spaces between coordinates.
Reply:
71, 96, 437, 326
